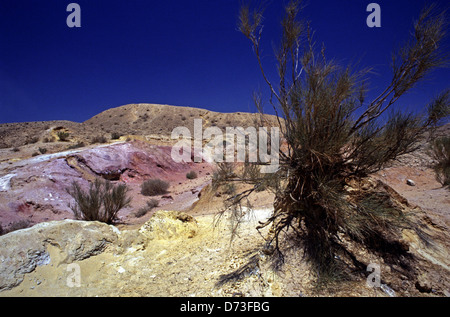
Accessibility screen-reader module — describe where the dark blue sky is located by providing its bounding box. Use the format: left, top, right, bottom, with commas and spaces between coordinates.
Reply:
0, 0, 449, 123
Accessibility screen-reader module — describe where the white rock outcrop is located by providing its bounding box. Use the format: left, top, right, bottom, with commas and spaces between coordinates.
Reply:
0, 211, 199, 292
0, 219, 119, 291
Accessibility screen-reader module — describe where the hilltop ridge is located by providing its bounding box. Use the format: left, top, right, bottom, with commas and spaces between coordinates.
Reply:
0, 103, 280, 151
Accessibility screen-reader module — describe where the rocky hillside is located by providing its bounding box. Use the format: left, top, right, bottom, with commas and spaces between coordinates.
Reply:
0, 140, 214, 232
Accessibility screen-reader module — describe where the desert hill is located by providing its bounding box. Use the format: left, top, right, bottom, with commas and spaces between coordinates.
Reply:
84, 103, 280, 136
0, 103, 280, 152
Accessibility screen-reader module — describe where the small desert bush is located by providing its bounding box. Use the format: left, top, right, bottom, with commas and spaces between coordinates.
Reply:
141, 179, 170, 196
57, 131, 70, 142
38, 147, 47, 154
186, 170, 198, 179
111, 132, 121, 140
429, 136, 450, 188
28, 137, 39, 144
66, 179, 132, 224
22, 136, 38, 145
135, 199, 159, 218
91, 136, 108, 144
67, 142, 85, 150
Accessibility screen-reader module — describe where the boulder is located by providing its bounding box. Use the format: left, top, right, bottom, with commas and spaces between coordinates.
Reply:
139, 210, 198, 240
0, 219, 119, 291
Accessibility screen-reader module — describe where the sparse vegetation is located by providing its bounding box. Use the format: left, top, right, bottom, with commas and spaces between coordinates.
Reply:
26, 136, 39, 145
212, 163, 235, 190
57, 131, 70, 142
214, 1, 450, 282
38, 147, 47, 154
67, 142, 85, 150
140, 113, 149, 122
111, 132, 121, 140
429, 136, 450, 188
91, 136, 108, 144
186, 170, 198, 179
141, 179, 170, 196
66, 179, 132, 224
135, 199, 159, 218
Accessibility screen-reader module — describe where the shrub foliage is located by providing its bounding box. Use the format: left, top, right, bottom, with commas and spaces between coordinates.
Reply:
67, 179, 131, 224
141, 179, 170, 196
57, 131, 70, 142
429, 136, 450, 188
186, 170, 198, 179
215, 1, 450, 281
135, 199, 159, 218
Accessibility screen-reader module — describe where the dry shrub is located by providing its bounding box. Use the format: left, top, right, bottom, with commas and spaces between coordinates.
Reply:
217, 1, 450, 282
111, 132, 121, 140
141, 179, 170, 196
67, 141, 85, 150
91, 135, 108, 144
135, 199, 159, 218
57, 131, 70, 142
186, 170, 198, 179
66, 179, 132, 224
429, 136, 450, 188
